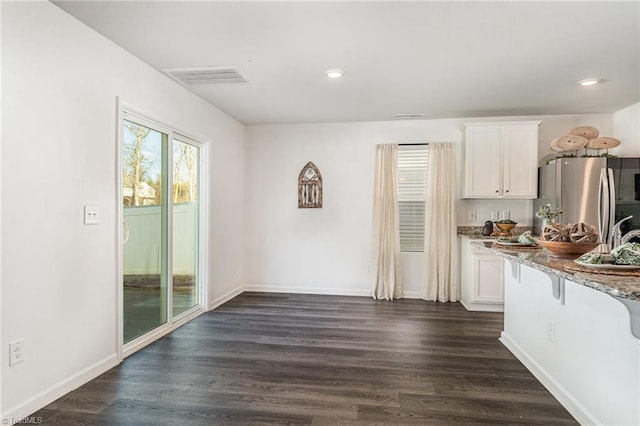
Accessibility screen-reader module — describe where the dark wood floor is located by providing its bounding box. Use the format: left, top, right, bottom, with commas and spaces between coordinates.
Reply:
34, 293, 577, 425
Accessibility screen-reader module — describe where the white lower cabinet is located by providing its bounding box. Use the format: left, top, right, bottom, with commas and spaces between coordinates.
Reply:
501, 262, 640, 426
460, 238, 504, 311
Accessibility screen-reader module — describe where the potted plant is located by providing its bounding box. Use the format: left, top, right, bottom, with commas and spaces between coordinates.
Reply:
535, 204, 562, 234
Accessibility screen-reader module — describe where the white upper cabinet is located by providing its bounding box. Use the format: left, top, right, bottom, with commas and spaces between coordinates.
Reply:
464, 125, 502, 197
463, 121, 541, 199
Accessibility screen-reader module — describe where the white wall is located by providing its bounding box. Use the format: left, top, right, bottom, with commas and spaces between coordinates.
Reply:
245, 113, 613, 297
612, 102, 640, 157
1, 1, 244, 420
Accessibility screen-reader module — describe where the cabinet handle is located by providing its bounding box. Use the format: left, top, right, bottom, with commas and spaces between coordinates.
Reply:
495, 190, 499, 193
506, 189, 509, 193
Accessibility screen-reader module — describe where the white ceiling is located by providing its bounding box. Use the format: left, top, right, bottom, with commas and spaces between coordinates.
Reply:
53, 1, 640, 125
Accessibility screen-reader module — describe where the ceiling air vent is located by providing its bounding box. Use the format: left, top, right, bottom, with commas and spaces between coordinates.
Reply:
393, 113, 425, 119
163, 67, 249, 86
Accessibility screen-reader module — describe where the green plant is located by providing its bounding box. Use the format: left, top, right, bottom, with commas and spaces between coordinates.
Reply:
536, 204, 562, 221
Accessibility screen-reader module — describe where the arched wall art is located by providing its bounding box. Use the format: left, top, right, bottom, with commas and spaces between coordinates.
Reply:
298, 161, 323, 208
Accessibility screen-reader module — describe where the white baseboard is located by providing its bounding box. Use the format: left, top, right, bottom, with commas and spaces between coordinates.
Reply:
499, 332, 596, 425
244, 286, 429, 300
209, 285, 245, 310
460, 299, 504, 312
244, 284, 371, 297
2, 353, 119, 423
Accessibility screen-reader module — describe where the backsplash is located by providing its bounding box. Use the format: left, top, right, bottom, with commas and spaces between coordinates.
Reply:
457, 225, 532, 238
457, 199, 533, 227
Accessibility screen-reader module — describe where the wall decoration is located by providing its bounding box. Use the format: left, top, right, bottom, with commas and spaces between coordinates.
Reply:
549, 125, 621, 158
298, 162, 322, 208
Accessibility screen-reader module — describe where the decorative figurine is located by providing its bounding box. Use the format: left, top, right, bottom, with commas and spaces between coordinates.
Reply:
482, 220, 493, 236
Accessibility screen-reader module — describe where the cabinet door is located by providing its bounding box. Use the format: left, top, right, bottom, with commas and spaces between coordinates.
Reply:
459, 238, 475, 306
502, 125, 538, 198
473, 254, 504, 303
464, 126, 501, 198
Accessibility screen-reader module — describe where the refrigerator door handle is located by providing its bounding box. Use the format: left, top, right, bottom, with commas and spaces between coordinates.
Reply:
608, 168, 616, 241
598, 168, 609, 249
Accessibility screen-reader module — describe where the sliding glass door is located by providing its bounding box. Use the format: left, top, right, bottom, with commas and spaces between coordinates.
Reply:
172, 138, 199, 317
121, 113, 202, 346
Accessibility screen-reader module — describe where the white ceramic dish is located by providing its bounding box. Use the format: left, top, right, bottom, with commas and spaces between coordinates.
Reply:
574, 260, 640, 270
495, 241, 535, 247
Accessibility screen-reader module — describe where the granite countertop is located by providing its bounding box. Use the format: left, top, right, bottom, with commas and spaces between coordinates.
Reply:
472, 241, 640, 301
458, 234, 496, 240
457, 225, 532, 240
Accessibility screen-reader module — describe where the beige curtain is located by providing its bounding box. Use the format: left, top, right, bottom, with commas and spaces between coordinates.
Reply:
423, 143, 458, 302
371, 144, 403, 300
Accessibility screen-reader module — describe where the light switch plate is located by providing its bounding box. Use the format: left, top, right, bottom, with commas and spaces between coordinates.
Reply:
84, 205, 99, 225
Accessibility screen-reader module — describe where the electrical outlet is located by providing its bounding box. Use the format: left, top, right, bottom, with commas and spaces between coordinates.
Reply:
491, 210, 499, 221
546, 322, 555, 342
468, 210, 477, 221
10, 339, 24, 366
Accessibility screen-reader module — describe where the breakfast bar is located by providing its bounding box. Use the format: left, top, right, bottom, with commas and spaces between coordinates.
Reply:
473, 241, 640, 426
475, 241, 640, 301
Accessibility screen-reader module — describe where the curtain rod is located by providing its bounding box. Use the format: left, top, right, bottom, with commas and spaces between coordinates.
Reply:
399, 143, 429, 146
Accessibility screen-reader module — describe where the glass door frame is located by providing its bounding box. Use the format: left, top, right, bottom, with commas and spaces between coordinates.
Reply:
116, 101, 208, 360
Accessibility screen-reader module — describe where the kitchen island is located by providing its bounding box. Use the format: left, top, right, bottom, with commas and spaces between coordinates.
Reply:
474, 241, 640, 426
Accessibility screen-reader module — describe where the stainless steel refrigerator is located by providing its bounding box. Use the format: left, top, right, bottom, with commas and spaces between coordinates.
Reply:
533, 157, 640, 244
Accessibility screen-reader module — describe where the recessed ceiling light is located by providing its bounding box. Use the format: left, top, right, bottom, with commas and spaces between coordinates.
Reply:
324, 69, 344, 79
577, 78, 602, 87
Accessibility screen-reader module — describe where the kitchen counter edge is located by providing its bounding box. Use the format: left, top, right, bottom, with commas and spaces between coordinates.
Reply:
471, 241, 640, 302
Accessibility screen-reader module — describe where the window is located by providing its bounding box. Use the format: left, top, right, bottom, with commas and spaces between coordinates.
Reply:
397, 145, 429, 252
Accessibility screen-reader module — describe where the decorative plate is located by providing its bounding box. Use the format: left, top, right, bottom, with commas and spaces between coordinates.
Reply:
574, 260, 640, 270
586, 137, 621, 149
556, 135, 588, 151
495, 241, 535, 247
566, 126, 599, 140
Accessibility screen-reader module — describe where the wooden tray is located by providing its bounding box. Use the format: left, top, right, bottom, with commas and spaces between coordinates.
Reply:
564, 262, 640, 276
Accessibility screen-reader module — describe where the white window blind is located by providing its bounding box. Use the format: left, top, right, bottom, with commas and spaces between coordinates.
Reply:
397, 145, 429, 252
